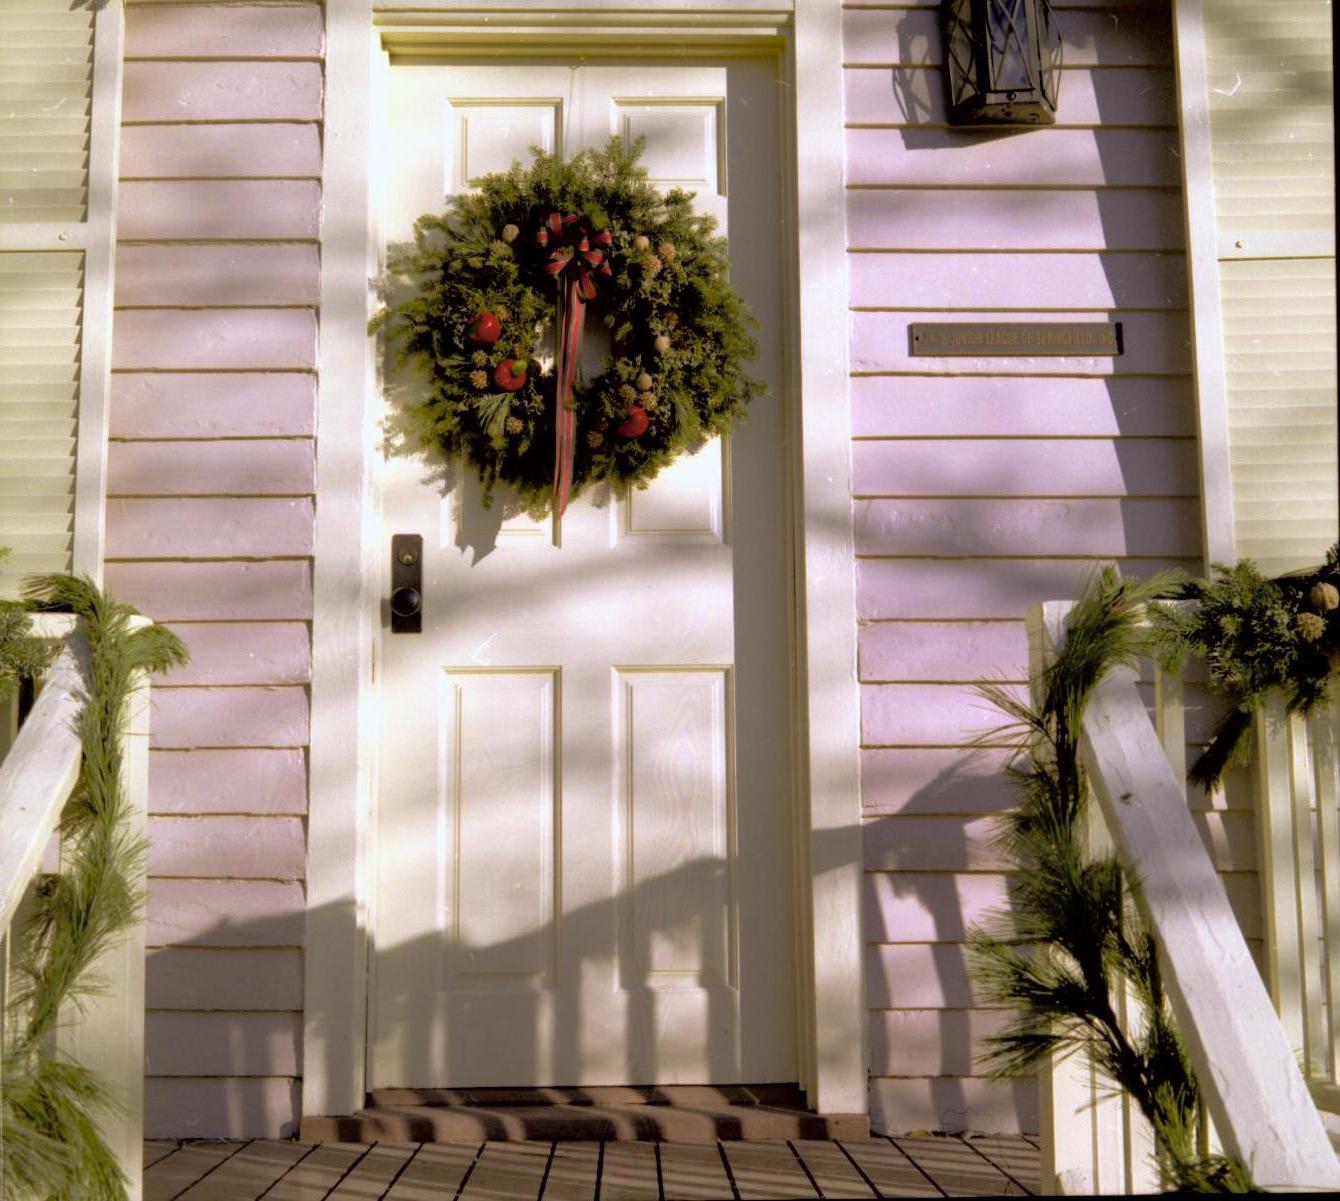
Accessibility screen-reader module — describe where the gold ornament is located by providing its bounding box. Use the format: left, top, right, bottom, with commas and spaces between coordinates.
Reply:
636, 372, 654, 391
658, 241, 676, 263
632, 235, 651, 252
501, 223, 520, 243
505, 416, 524, 435
470, 369, 489, 389
1310, 582, 1340, 611
653, 334, 671, 354
1297, 611, 1327, 642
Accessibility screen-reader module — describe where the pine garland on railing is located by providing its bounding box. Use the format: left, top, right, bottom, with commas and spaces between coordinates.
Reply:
1152, 543, 1340, 788
0, 550, 51, 699
969, 569, 1259, 1193
2, 575, 186, 1201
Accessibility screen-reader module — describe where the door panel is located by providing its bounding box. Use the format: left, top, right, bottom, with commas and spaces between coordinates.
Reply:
373, 60, 793, 1089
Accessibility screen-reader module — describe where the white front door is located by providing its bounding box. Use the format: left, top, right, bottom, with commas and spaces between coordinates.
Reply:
371, 59, 795, 1088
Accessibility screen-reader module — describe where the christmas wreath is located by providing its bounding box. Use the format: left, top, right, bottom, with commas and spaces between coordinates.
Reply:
371, 137, 762, 519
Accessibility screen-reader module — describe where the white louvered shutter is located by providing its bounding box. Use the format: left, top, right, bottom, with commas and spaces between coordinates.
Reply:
1178, 0, 1337, 576
0, 0, 121, 597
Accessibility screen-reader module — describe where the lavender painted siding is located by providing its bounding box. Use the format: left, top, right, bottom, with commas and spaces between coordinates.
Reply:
843, 0, 1206, 1135
93, 0, 1232, 1143
107, 0, 322, 1140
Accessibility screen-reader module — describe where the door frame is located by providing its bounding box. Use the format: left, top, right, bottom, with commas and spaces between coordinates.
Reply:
306, 0, 866, 1122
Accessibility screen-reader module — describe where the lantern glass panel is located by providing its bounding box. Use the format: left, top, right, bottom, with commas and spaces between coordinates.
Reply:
988, 0, 1032, 90
944, 0, 977, 109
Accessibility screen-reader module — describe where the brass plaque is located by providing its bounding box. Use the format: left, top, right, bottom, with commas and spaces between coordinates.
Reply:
910, 321, 1123, 357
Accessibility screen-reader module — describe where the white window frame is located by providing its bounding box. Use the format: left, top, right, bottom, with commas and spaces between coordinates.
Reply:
306, 0, 866, 1121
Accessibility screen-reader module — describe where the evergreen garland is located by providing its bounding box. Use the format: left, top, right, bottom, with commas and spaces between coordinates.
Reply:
371, 137, 762, 515
970, 568, 1257, 1192
2, 575, 187, 1201
1152, 544, 1340, 788
0, 550, 51, 698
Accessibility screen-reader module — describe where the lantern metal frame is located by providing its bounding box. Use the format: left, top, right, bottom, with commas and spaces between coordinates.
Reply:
940, 0, 1063, 127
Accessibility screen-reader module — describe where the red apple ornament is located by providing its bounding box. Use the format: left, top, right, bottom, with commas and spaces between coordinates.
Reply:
467, 311, 502, 344
617, 405, 649, 438
493, 358, 528, 392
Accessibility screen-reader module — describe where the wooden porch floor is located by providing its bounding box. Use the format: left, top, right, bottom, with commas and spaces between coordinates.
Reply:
143, 1135, 1039, 1199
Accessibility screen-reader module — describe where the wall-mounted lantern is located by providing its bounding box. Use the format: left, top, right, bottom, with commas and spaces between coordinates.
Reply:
941, 0, 1063, 126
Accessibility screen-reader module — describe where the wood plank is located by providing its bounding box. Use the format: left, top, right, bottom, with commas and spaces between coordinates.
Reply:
833, 1139, 940, 1198
656, 1142, 734, 1200
150, 749, 309, 815
121, 61, 323, 122
454, 1142, 549, 1201
721, 1142, 817, 1200
110, 373, 316, 439
147, 879, 305, 947
143, 1141, 179, 1170
115, 244, 320, 308
266, 1143, 372, 1201
120, 123, 322, 180
103, 561, 314, 623
112, 309, 317, 371
145, 1012, 300, 1077
144, 1142, 244, 1201
324, 1142, 420, 1200
147, 946, 304, 1010
125, 3, 324, 59
148, 814, 306, 879
963, 1136, 1040, 1194
158, 623, 311, 688
383, 1142, 483, 1200
891, 1136, 1018, 1197
597, 1142, 660, 1200
536, 1142, 598, 1201
150, 685, 310, 750
144, 1079, 299, 1141
177, 1139, 311, 1200
790, 1141, 877, 1199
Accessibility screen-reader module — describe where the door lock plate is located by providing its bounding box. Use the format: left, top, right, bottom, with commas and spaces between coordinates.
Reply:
390, 533, 422, 634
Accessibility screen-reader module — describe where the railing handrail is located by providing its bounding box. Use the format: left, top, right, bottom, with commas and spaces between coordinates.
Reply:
0, 614, 84, 930
1033, 600, 1340, 1191
1, 612, 149, 1201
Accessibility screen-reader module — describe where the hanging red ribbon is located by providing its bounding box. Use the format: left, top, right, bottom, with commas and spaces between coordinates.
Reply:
536, 212, 613, 519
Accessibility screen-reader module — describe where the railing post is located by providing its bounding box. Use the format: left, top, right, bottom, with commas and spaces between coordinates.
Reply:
1255, 699, 1306, 1058
51, 652, 149, 1201
1313, 703, 1340, 1088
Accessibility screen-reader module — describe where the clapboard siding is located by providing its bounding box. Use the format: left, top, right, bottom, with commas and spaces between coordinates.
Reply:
147, 947, 304, 1010
109, 0, 322, 1140
845, 0, 1201, 1135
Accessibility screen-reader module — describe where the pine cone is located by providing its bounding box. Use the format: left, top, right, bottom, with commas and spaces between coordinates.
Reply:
658, 241, 676, 263
619, 383, 638, 402
586, 430, 604, 449
505, 416, 524, 435
495, 306, 512, 321
469, 369, 488, 389
632, 235, 651, 252
644, 255, 663, 275
637, 390, 656, 406
501, 223, 520, 243
1297, 611, 1327, 642
653, 334, 671, 354
472, 350, 489, 367
636, 372, 654, 392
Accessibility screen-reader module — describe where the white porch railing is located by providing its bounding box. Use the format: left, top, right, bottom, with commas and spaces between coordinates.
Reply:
1030, 600, 1340, 1194
0, 614, 149, 1201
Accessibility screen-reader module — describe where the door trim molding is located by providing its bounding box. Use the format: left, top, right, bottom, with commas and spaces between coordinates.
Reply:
306, 0, 866, 1121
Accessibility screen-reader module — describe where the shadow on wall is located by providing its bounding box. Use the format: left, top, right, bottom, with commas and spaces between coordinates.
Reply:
144, 826, 865, 1140
851, 0, 1202, 1135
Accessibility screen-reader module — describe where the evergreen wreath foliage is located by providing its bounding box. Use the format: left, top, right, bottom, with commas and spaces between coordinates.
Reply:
2, 575, 187, 1201
1152, 544, 1340, 788
371, 137, 762, 515
970, 569, 1257, 1193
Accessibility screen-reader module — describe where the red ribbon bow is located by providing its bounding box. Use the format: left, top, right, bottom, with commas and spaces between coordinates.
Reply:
536, 213, 613, 519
